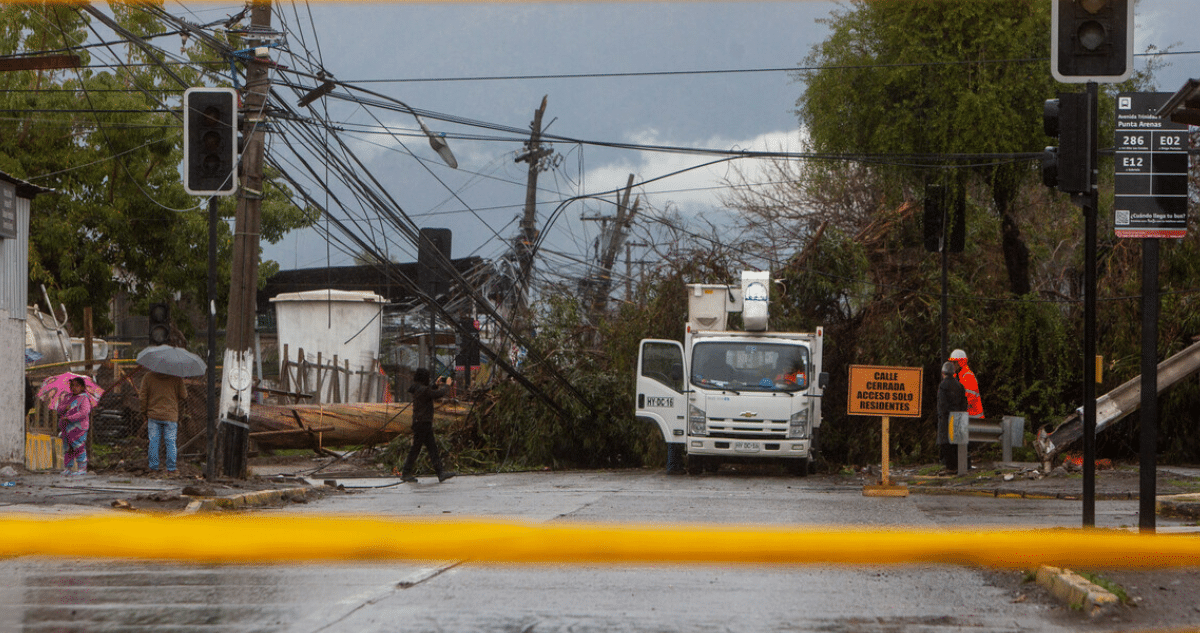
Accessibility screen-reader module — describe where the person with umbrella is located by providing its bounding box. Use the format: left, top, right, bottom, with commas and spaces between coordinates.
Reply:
137, 346, 203, 476
57, 376, 95, 476
36, 372, 104, 476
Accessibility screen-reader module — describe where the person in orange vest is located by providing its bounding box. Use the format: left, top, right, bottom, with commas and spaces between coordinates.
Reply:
949, 349, 984, 420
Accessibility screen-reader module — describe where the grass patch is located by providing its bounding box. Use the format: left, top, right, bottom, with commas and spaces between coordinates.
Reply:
1167, 477, 1200, 493
265, 448, 319, 458
1079, 571, 1131, 604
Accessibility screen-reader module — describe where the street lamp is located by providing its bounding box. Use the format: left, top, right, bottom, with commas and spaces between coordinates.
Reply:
416, 116, 458, 169
297, 78, 458, 169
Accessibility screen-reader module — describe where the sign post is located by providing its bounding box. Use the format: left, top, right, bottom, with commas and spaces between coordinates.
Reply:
848, 365, 923, 497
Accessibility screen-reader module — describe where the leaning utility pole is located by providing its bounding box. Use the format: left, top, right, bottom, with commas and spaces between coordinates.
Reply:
587, 174, 638, 314
217, 0, 272, 478
513, 96, 550, 300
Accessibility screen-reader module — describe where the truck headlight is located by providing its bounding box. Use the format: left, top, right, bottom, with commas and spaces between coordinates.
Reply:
689, 404, 707, 436
788, 408, 810, 439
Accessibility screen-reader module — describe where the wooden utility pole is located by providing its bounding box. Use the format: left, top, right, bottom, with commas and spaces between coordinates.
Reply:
586, 174, 638, 314
624, 241, 648, 304
218, 0, 273, 478
514, 96, 550, 298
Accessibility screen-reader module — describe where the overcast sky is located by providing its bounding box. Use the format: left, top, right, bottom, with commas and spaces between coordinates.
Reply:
176, 0, 1197, 275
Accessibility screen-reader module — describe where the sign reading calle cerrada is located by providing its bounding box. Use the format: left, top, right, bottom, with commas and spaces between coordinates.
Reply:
847, 365, 923, 418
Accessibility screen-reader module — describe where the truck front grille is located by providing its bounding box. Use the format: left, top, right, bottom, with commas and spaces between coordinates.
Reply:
707, 418, 788, 439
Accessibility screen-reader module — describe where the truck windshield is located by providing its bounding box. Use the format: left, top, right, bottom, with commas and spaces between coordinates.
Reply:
691, 342, 810, 392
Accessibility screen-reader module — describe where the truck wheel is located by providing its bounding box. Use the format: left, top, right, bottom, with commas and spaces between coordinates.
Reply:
787, 458, 810, 477
666, 443, 686, 474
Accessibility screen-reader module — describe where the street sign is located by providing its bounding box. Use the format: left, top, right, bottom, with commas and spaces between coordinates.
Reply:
1114, 92, 1190, 239
847, 365, 923, 418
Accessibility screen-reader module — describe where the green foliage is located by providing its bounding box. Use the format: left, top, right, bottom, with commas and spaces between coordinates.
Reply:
1079, 572, 1130, 604
473, 293, 668, 470
0, 5, 314, 335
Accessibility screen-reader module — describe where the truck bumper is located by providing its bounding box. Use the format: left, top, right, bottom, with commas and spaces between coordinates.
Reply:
687, 438, 810, 458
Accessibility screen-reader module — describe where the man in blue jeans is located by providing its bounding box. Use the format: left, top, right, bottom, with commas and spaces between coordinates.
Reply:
139, 370, 187, 476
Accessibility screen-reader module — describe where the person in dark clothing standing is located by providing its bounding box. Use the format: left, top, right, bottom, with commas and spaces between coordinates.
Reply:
401, 367, 456, 483
936, 361, 969, 472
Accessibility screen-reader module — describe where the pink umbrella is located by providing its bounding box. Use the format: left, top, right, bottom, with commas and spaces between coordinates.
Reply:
35, 372, 104, 409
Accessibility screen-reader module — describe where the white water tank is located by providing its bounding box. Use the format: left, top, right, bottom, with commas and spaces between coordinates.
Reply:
270, 289, 384, 403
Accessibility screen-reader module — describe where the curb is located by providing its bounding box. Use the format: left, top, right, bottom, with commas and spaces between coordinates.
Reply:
182, 486, 317, 513
1033, 565, 1119, 617
908, 485, 1137, 501
1156, 493, 1200, 519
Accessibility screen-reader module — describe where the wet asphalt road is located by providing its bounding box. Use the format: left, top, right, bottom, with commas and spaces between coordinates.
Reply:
1, 470, 1182, 632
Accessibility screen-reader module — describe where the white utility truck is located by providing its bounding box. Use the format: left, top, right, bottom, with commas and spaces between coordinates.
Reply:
635, 271, 828, 475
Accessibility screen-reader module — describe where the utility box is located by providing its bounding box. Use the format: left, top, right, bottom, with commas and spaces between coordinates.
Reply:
686, 284, 741, 333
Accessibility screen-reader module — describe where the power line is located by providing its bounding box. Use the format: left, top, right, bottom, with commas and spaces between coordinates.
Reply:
323, 49, 1200, 84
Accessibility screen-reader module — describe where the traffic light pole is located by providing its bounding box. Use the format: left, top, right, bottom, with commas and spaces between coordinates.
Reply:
1081, 81, 1099, 527
940, 215, 949, 363
206, 195, 218, 481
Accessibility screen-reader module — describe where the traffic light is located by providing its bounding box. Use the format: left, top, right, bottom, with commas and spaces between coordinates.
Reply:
923, 184, 965, 253
457, 319, 481, 368
417, 228, 452, 299
183, 87, 238, 196
1051, 0, 1133, 83
148, 302, 170, 346
1042, 93, 1090, 194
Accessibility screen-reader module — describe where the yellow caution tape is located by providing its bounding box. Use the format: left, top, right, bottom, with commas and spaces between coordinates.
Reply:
0, 514, 1197, 568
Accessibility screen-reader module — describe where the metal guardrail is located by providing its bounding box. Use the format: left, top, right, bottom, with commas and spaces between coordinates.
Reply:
950, 414, 1025, 474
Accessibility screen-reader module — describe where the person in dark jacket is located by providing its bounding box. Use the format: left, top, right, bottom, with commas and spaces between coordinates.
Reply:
400, 367, 456, 483
936, 361, 969, 472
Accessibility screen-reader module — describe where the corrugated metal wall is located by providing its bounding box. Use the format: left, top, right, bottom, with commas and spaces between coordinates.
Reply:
0, 190, 29, 318
0, 183, 30, 463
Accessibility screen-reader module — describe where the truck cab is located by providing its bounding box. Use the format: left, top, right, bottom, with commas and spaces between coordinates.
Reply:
635, 272, 828, 475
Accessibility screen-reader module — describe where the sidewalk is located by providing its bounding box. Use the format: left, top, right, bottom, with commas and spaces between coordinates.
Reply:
899, 460, 1200, 505
0, 464, 321, 514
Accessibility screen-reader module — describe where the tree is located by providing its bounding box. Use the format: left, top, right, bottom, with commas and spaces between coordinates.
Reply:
0, 4, 313, 334
795, 0, 1059, 296
716, 0, 1174, 465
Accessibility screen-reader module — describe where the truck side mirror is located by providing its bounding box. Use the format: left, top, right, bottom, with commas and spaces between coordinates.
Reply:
818, 372, 829, 390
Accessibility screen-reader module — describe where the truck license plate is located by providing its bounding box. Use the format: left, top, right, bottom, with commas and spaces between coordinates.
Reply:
734, 441, 761, 452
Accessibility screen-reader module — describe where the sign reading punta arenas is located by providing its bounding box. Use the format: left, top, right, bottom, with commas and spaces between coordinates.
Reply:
1114, 92, 1190, 239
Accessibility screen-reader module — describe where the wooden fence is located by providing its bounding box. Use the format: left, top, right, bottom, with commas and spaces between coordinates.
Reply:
277, 344, 387, 405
